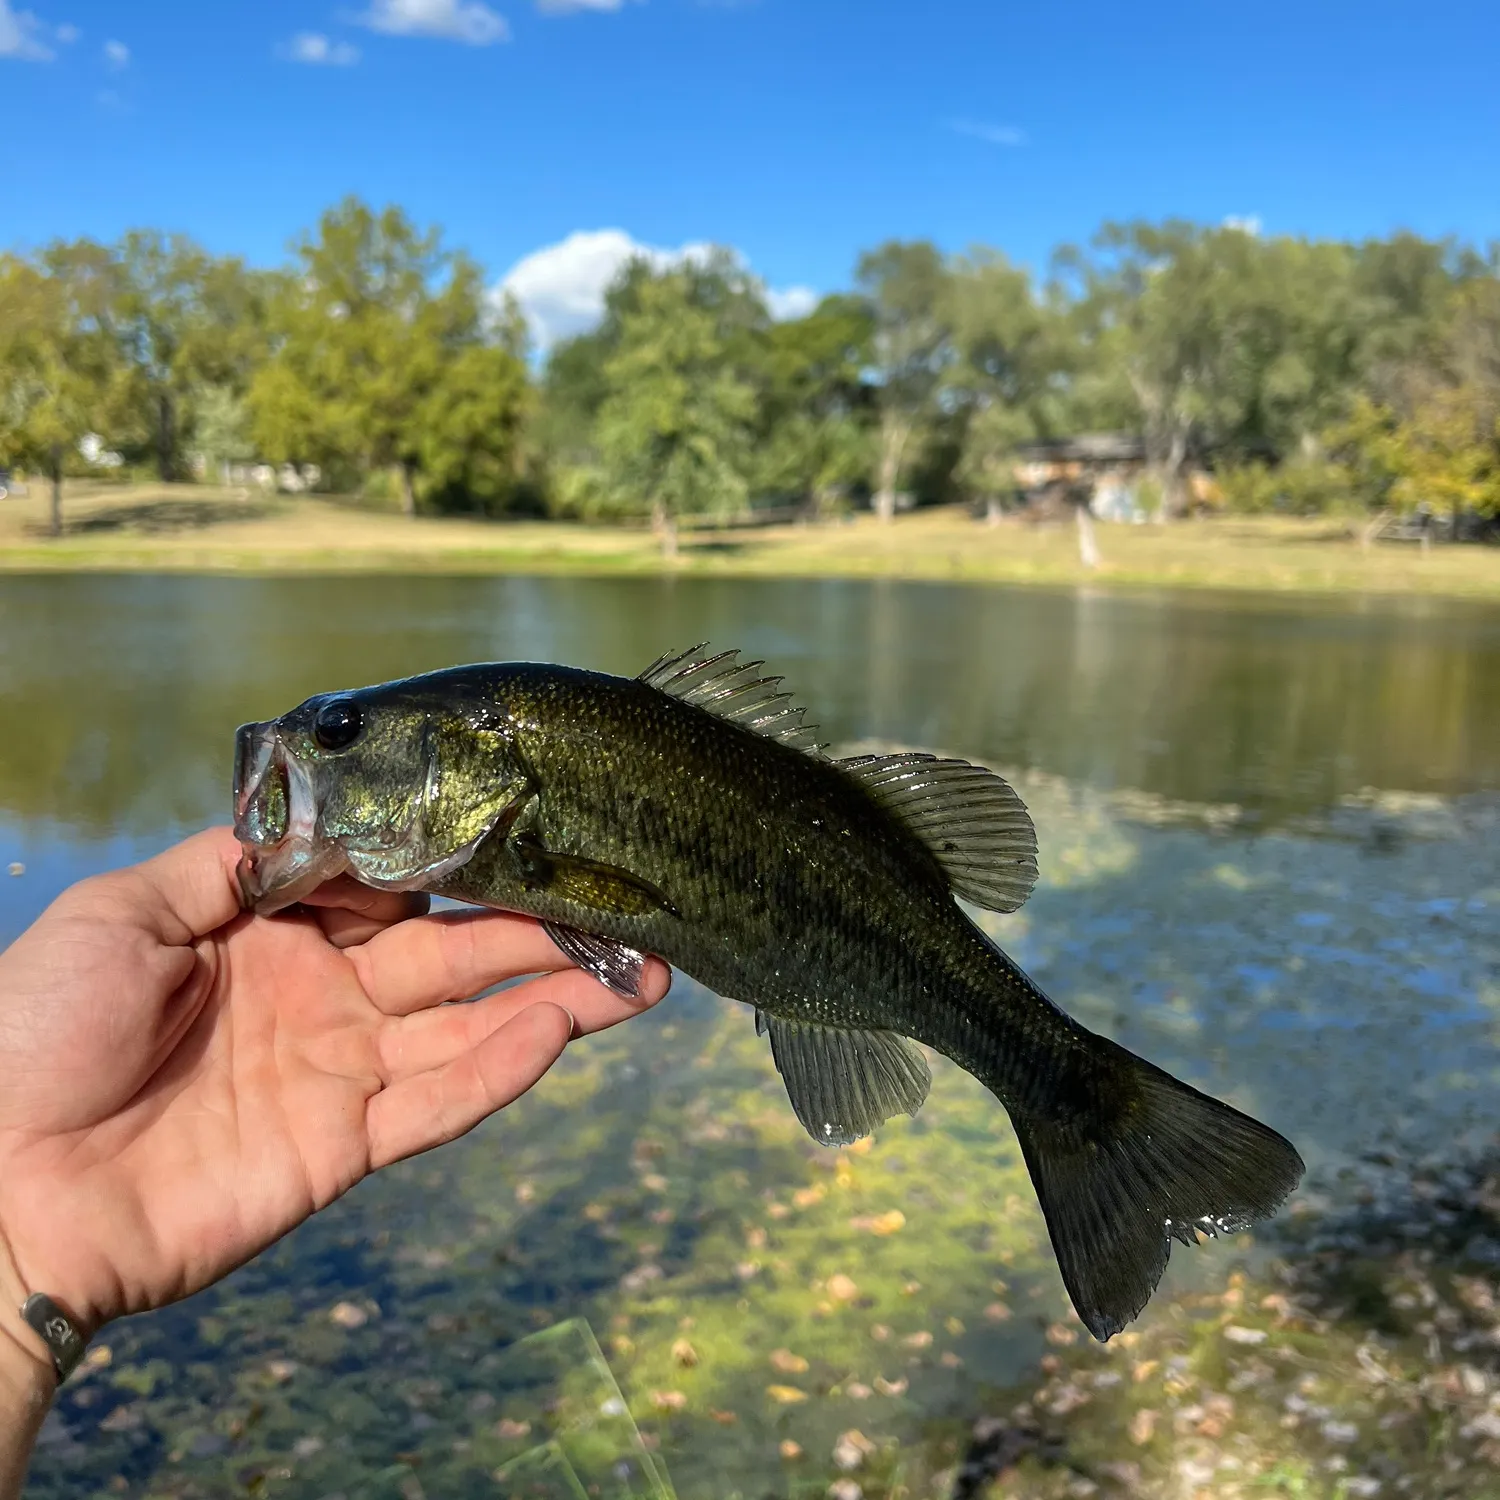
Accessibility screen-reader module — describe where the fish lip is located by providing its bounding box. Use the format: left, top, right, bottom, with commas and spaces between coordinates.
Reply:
232, 724, 347, 913
232, 721, 278, 833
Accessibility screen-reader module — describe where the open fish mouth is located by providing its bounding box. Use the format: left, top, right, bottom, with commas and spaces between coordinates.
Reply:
231, 718, 503, 915
232, 720, 348, 914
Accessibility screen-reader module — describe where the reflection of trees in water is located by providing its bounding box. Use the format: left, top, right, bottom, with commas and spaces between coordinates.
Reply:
3, 575, 1499, 834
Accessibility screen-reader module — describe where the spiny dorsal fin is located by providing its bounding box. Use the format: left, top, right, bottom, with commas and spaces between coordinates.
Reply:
639, 644, 826, 755
762, 1016, 931, 1147
839, 752, 1038, 913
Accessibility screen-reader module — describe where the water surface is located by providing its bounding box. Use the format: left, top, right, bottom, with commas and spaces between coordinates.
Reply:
3, 574, 1499, 1499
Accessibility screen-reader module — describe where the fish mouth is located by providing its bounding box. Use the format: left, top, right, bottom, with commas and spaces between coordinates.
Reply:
232, 720, 348, 914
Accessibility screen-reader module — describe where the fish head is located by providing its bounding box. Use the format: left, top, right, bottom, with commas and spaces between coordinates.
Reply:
233, 678, 531, 914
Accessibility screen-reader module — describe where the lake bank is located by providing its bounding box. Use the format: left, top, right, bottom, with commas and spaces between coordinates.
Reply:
1, 484, 1498, 600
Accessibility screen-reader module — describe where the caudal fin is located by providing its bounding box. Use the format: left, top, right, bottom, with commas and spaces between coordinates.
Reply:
1009, 1036, 1304, 1342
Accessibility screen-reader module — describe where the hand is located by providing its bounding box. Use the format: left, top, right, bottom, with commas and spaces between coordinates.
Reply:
0, 828, 670, 1348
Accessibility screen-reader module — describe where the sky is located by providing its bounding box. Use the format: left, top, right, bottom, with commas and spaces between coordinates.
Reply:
2, 0, 1498, 348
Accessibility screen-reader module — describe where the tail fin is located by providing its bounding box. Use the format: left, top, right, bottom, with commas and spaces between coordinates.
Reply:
1009, 1035, 1304, 1342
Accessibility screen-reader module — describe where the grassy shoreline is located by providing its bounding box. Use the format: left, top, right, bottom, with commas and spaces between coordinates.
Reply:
1, 484, 1498, 600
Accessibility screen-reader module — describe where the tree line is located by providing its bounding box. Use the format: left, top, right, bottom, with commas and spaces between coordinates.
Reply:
2, 197, 1498, 543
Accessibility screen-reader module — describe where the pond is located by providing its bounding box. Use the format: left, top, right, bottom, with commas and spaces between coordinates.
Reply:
2, 574, 1499, 1500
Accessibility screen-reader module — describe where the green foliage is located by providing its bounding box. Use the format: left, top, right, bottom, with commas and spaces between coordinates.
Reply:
416, 343, 533, 516
593, 256, 765, 551
5, 200, 1500, 534
249, 199, 507, 515
944, 249, 1074, 505
1217, 458, 1358, 516
856, 241, 952, 519
0, 252, 122, 533
756, 294, 877, 511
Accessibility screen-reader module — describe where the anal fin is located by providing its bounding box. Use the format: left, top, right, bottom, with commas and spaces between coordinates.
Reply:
544, 922, 648, 1001
763, 1017, 931, 1147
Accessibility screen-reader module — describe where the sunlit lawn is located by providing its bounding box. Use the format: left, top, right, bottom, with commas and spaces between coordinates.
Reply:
2, 482, 1498, 599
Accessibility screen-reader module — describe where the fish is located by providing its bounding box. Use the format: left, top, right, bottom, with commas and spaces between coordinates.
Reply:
232, 644, 1304, 1340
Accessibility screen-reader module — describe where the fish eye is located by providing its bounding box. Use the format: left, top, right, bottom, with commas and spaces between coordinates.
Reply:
312, 699, 364, 752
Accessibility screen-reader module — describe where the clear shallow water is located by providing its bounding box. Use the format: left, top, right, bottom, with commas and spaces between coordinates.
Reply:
3, 574, 1500, 1499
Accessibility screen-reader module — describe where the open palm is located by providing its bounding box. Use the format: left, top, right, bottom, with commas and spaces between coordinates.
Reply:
0, 828, 668, 1335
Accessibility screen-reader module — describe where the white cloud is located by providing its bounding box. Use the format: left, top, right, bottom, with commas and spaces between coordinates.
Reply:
0, 1, 70, 61
289, 32, 361, 65
946, 118, 1026, 148
1223, 214, 1263, 236
766, 285, 817, 321
498, 228, 818, 351
537, 0, 624, 10
354, 0, 508, 44
103, 37, 128, 69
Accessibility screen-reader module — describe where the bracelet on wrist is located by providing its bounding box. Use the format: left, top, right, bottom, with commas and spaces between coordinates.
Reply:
20, 1295, 85, 1384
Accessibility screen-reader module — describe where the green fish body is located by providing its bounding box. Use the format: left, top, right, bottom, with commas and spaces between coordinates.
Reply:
233, 646, 1304, 1339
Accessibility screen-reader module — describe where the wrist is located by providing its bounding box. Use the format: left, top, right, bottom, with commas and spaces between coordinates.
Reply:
0, 1320, 50, 1412
0, 1224, 66, 1393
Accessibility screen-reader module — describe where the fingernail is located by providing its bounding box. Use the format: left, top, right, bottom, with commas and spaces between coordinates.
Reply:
561, 1007, 579, 1041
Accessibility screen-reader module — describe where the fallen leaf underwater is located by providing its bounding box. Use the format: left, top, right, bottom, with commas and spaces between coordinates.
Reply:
233, 644, 1304, 1340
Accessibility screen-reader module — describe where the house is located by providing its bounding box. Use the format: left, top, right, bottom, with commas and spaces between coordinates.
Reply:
1011, 433, 1220, 520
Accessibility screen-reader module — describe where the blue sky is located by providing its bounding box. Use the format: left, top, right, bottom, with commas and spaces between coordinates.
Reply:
3, 0, 1497, 345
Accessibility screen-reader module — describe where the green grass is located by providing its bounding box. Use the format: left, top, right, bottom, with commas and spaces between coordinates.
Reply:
2, 482, 1498, 600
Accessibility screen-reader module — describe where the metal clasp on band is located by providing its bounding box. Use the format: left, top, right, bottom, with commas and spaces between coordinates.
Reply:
21, 1294, 85, 1382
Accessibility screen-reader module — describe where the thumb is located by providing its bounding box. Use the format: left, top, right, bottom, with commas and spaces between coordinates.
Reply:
124, 828, 246, 945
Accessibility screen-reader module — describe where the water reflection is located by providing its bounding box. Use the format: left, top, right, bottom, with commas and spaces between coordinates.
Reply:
1, 576, 1498, 845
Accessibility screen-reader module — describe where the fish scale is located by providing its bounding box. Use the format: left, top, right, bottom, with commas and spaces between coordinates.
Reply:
232, 645, 1304, 1340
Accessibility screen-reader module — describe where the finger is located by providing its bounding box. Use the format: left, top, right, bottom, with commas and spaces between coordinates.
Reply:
379, 961, 671, 1081
366, 1001, 573, 1170
301, 880, 431, 950
314, 907, 415, 951
118, 827, 245, 945
349, 909, 584, 1017
298, 876, 431, 925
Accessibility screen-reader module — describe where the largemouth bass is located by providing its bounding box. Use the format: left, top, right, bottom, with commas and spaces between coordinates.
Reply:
233, 645, 1303, 1340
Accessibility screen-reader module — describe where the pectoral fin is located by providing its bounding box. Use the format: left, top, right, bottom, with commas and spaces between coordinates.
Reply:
762, 1016, 931, 1147
544, 922, 649, 1001
510, 836, 676, 918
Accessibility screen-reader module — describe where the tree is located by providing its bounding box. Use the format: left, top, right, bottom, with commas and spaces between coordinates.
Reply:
1330, 272, 1500, 532
945, 249, 1074, 523
593, 255, 763, 557
1065, 222, 1366, 518
856, 241, 950, 521
416, 343, 531, 515
757, 294, 876, 514
250, 199, 497, 514
42, 233, 275, 482
0, 255, 118, 536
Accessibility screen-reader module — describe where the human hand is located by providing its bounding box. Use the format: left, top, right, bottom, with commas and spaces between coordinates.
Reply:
0, 827, 670, 1355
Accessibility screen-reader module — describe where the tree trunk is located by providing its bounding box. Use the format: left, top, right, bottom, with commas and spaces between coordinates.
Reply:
873, 413, 910, 523
1074, 497, 1101, 569
157, 390, 177, 482
1154, 427, 1190, 521
985, 494, 1004, 527
398, 462, 417, 518
1358, 509, 1390, 551
48, 445, 63, 538
651, 500, 679, 561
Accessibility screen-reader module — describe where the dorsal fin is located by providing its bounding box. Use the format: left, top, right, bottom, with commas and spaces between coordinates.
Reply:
839, 752, 1039, 913
639, 644, 826, 755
